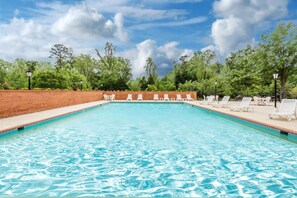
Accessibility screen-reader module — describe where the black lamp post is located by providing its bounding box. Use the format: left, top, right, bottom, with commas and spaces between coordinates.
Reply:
214, 81, 217, 102
273, 72, 278, 108
26, 70, 32, 90
80, 80, 83, 91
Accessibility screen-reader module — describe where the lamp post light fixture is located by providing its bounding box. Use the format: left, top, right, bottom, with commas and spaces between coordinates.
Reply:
273, 73, 278, 108
26, 70, 32, 90
80, 80, 83, 91
214, 81, 217, 102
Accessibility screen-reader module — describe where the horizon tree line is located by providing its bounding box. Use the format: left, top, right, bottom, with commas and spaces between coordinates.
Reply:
0, 22, 296, 100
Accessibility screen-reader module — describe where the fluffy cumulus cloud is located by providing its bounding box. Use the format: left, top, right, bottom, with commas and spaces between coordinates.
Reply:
0, 18, 52, 60
0, 3, 129, 61
51, 6, 127, 41
208, 0, 289, 56
211, 16, 252, 55
120, 39, 193, 77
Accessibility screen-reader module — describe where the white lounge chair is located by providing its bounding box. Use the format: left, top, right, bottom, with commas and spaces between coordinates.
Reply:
127, 94, 133, 101
186, 94, 193, 101
176, 94, 183, 101
215, 95, 219, 101
269, 99, 297, 121
153, 94, 158, 101
103, 94, 109, 101
264, 96, 271, 106
253, 96, 260, 105
200, 95, 215, 105
229, 97, 253, 112
203, 95, 206, 101
137, 94, 143, 101
212, 96, 230, 108
164, 94, 170, 101
110, 94, 115, 101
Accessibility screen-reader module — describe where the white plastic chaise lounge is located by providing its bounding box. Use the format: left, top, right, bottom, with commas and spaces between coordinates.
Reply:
186, 94, 193, 101
200, 95, 215, 105
176, 94, 183, 101
269, 99, 297, 121
212, 96, 230, 108
164, 94, 170, 101
253, 96, 260, 105
110, 94, 115, 101
153, 94, 159, 101
264, 96, 271, 106
103, 94, 109, 101
127, 94, 133, 101
229, 97, 253, 112
137, 94, 143, 101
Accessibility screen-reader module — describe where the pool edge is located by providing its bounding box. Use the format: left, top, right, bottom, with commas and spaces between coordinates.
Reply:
184, 101, 297, 140
0, 101, 110, 134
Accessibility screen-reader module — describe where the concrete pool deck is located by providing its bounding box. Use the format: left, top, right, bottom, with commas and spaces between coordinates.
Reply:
0, 101, 109, 133
185, 101, 297, 135
0, 100, 296, 135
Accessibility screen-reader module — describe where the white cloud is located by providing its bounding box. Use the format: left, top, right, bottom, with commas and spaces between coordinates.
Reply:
141, 0, 203, 3
114, 13, 128, 42
211, 16, 252, 55
120, 39, 193, 77
51, 6, 127, 41
208, 0, 289, 56
0, 2, 129, 61
74, 0, 190, 21
0, 18, 51, 60
213, 0, 288, 23
131, 16, 207, 30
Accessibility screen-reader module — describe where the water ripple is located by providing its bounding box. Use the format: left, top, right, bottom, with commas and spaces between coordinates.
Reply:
0, 103, 297, 196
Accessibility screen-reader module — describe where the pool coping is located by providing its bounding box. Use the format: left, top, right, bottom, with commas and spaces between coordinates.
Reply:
0, 101, 110, 134
185, 101, 297, 136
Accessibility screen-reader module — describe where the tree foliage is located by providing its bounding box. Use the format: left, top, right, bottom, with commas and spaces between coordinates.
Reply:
95, 42, 132, 90
258, 22, 297, 99
49, 44, 74, 69
1, 23, 297, 99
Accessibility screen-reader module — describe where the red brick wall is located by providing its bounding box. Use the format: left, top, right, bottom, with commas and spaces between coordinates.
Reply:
0, 90, 103, 118
103, 91, 197, 100
0, 90, 196, 118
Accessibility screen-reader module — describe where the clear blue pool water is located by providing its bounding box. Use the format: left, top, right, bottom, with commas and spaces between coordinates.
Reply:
0, 103, 297, 197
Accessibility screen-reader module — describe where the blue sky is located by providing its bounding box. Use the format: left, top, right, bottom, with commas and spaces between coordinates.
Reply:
0, 0, 296, 76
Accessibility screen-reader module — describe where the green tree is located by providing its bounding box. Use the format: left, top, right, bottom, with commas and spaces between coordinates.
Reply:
0, 59, 12, 89
32, 67, 89, 90
222, 46, 262, 97
127, 79, 141, 91
258, 22, 297, 99
73, 54, 97, 88
144, 57, 158, 85
5, 59, 28, 89
49, 44, 74, 69
157, 75, 175, 91
95, 42, 132, 90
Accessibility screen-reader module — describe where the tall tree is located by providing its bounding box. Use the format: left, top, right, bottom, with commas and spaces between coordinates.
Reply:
144, 57, 157, 85
0, 59, 10, 84
95, 42, 132, 90
73, 54, 97, 86
258, 22, 297, 99
222, 46, 262, 96
49, 44, 74, 69
5, 59, 28, 89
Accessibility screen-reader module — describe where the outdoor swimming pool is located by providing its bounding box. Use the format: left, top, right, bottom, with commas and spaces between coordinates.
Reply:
0, 103, 297, 196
